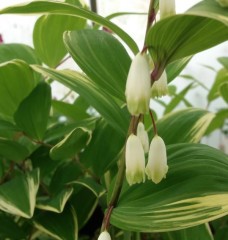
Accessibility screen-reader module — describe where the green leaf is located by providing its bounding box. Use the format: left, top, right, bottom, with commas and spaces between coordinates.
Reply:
219, 82, 228, 103
157, 108, 215, 144
206, 109, 228, 134
31, 66, 129, 136
71, 178, 105, 198
33, 14, 86, 67
52, 100, 89, 121
30, 145, 59, 178
0, 43, 41, 65
44, 117, 97, 143
50, 162, 82, 194
34, 205, 78, 240
208, 69, 228, 102
218, 57, 228, 69
146, 14, 228, 67
14, 82, 51, 141
64, 29, 131, 101
166, 56, 192, 83
0, 60, 39, 121
36, 187, 73, 213
164, 84, 193, 114
0, 119, 19, 138
187, 0, 228, 26
81, 119, 125, 176
0, 169, 39, 218
0, 138, 29, 162
50, 127, 92, 161
162, 224, 213, 240
0, 213, 26, 239
110, 144, 228, 232
70, 182, 100, 229
0, 1, 138, 54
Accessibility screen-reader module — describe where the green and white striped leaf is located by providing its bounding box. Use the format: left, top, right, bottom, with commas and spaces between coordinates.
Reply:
31, 66, 129, 136
110, 144, 228, 232
64, 29, 131, 101
36, 187, 73, 213
0, 60, 39, 121
50, 127, 92, 161
0, 1, 138, 54
34, 205, 78, 240
146, 7, 228, 68
0, 169, 39, 218
156, 108, 215, 144
162, 223, 213, 240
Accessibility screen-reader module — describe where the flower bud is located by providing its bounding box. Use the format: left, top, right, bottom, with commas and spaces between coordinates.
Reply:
125, 134, 145, 185
159, 0, 176, 19
216, 0, 228, 7
151, 70, 168, 98
125, 53, 151, 116
137, 122, 149, 153
98, 231, 111, 240
145, 135, 168, 184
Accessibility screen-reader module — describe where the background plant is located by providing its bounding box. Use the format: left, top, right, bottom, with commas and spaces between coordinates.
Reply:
0, 0, 227, 239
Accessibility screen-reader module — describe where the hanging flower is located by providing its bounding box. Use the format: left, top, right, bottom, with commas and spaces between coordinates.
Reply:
98, 231, 111, 240
125, 134, 145, 185
125, 52, 151, 116
145, 135, 168, 184
151, 70, 169, 98
216, 0, 228, 7
159, 0, 176, 19
137, 122, 149, 153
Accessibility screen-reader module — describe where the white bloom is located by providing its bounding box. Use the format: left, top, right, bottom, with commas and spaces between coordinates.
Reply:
125, 134, 145, 185
151, 70, 168, 98
125, 52, 151, 116
159, 0, 176, 19
137, 122, 149, 153
145, 135, 168, 184
98, 231, 111, 240
216, 0, 228, 7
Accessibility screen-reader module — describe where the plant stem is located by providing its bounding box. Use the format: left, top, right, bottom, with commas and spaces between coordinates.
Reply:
142, 0, 157, 52
149, 109, 157, 135
101, 116, 138, 231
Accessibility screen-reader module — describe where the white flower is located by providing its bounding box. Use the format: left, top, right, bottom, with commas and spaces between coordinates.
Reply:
145, 135, 168, 184
98, 231, 111, 240
216, 0, 228, 7
125, 52, 151, 116
151, 70, 168, 98
125, 134, 145, 185
137, 122, 149, 153
159, 0, 176, 19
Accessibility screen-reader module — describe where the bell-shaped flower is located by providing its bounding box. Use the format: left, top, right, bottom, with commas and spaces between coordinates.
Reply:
159, 0, 176, 19
98, 231, 111, 240
145, 135, 168, 184
216, 0, 228, 7
125, 134, 145, 185
125, 52, 151, 116
137, 122, 149, 153
151, 70, 168, 98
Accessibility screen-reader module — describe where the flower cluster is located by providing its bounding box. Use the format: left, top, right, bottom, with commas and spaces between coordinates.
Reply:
125, 123, 168, 185
125, 50, 169, 185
